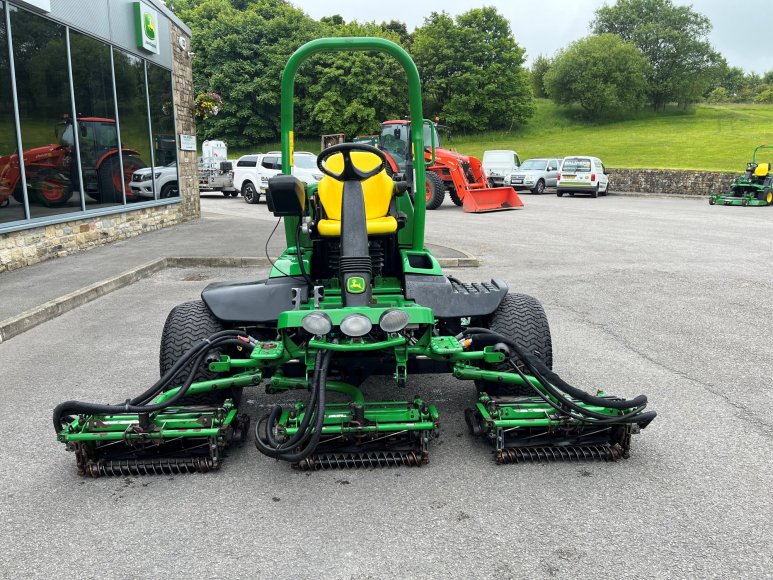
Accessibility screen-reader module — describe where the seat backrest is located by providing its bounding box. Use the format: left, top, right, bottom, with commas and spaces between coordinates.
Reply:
754, 162, 770, 177
317, 151, 393, 221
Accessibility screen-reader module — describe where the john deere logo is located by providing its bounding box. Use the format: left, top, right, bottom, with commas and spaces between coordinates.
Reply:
143, 13, 156, 40
134, 2, 160, 54
347, 276, 366, 294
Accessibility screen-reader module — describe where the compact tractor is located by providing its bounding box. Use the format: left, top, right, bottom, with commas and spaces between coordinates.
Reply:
0, 117, 145, 208
378, 120, 523, 213
708, 145, 773, 206
54, 38, 655, 476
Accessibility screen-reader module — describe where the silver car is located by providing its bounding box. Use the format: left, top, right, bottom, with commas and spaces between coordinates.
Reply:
508, 158, 561, 194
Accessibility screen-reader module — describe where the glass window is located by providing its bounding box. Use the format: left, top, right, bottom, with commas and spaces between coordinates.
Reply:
261, 156, 277, 169
113, 49, 153, 203
0, 3, 26, 225
237, 156, 257, 167
69, 30, 122, 208
146, 63, 178, 198
11, 7, 82, 219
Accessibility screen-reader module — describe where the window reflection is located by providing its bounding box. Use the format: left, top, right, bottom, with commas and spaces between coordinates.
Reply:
10, 7, 82, 218
0, 3, 27, 224
70, 30, 131, 208
147, 64, 178, 198
113, 49, 154, 203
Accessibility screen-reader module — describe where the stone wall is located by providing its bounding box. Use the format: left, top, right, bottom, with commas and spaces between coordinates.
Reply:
0, 23, 197, 274
0, 205, 185, 272
609, 168, 736, 196
170, 21, 200, 219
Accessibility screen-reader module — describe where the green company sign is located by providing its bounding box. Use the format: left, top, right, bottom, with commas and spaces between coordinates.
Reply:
134, 2, 160, 55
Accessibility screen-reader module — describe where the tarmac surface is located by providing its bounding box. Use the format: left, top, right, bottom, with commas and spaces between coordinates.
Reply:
1, 192, 772, 578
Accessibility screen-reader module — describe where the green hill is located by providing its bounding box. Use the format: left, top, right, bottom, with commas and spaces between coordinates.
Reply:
449, 100, 773, 172
240, 100, 773, 173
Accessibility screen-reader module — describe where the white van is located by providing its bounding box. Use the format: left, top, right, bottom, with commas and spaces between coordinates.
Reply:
557, 156, 609, 197
233, 151, 321, 204
482, 150, 520, 186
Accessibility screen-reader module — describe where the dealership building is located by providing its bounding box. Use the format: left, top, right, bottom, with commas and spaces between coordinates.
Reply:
0, 0, 198, 273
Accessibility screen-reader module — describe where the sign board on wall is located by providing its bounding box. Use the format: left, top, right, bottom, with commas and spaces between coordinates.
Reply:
179, 134, 197, 151
134, 2, 160, 55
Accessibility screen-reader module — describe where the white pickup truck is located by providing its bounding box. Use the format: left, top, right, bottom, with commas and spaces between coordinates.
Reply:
233, 151, 321, 204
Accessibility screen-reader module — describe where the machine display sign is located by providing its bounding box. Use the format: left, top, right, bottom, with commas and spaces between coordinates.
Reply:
134, 2, 160, 54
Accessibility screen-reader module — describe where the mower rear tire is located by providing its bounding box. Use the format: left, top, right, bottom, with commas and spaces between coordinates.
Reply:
476, 293, 553, 397
448, 185, 463, 206
425, 171, 445, 210
160, 300, 242, 406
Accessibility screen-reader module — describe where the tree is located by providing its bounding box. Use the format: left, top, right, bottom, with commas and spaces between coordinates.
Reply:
411, 8, 533, 132
544, 34, 649, 120
592, 0, 723, 109
530, 54, 551, 98
301, 21, 409, 138
173, 0, 321, 147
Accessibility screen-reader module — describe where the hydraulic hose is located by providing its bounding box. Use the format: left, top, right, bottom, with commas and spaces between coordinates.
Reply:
464, 327, 656, 425
263, 351, 323, 452
254, 350, 332, 463
53, 332, 252, 433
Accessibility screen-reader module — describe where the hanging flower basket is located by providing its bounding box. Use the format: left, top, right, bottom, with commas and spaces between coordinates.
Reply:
194, 92, 222, 120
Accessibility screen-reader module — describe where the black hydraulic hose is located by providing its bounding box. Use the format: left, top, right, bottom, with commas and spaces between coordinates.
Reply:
129, 330, 247, 406
464, 327, 648, 411
265, 351, 324, 451
53, 333, 245, 433
505, 359, 656, 425
254, 350, 332, 463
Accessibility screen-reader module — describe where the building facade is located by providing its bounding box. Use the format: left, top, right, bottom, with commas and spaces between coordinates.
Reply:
0, 0, 197, 273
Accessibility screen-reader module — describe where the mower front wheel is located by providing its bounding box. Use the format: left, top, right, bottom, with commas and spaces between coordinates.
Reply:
159, 300, 242, 406
476, 293, 553, 397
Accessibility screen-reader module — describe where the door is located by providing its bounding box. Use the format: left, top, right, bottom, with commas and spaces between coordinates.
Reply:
546, 159, 559, 187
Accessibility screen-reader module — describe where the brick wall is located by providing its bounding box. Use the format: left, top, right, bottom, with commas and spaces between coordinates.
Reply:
0, 23, 198, 274
609, 168, 736, 196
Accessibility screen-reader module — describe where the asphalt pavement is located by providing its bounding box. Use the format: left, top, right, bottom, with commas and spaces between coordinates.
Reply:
0, 192, 771, 578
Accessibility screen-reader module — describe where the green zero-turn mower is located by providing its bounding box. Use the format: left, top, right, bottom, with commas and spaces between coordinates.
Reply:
53, 38, 656, 476
709, 145, 773, 206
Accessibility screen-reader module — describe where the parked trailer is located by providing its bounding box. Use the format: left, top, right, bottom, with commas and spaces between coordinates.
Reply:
198, 140, 237, 196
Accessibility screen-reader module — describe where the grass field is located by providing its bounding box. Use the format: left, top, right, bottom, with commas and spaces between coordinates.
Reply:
235, 100, 773, 172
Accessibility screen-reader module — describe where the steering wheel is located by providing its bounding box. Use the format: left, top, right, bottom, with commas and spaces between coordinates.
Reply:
317, 143, 388, 182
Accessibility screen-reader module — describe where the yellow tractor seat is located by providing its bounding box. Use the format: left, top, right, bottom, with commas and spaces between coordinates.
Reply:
317, 151, 397, 237
754, 162, 771, 177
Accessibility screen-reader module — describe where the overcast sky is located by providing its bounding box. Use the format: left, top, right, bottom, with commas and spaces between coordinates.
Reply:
291, 0, 770, 75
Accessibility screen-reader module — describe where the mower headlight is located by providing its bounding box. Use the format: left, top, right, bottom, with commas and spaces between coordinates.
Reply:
379, 309, 409, 333
301, 311, 332, 336
339, 313, 372, 337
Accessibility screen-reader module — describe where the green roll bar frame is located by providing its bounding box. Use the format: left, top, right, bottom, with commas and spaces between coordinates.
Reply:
279, 37, 427, 251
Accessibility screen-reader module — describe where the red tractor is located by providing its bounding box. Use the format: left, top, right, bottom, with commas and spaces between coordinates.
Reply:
0, 117, 146, 208
377, 120, 523, 213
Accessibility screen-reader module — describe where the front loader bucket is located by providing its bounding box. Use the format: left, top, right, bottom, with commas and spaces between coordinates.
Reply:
462, 186, 523, 213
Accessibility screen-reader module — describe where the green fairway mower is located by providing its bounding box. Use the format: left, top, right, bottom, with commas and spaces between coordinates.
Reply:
709, 145, 773, 206
54, 38, 655, 476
